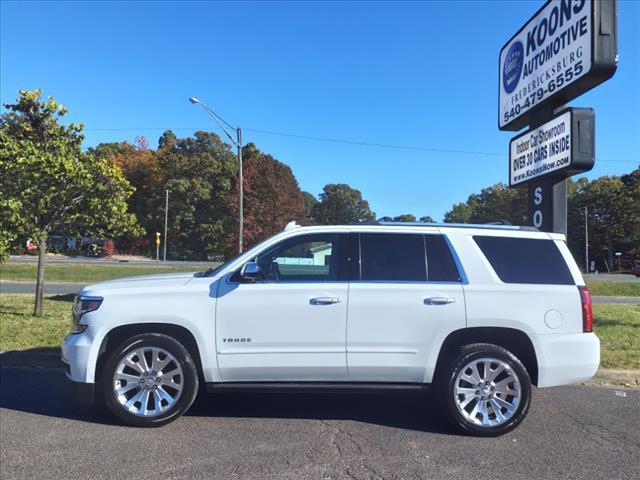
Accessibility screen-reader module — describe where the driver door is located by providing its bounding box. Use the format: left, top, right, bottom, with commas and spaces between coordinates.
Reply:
215, 233, 349, 381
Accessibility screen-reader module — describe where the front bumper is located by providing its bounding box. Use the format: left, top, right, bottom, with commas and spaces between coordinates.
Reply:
61, 330, 94, 383
69, 378, 95, 404
535, 332, 600, 388
61, 334, 96, 405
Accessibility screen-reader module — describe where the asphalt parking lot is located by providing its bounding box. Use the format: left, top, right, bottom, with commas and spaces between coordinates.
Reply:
0, 366, 638, 480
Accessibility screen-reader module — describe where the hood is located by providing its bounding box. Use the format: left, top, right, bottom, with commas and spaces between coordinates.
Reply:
79, 272, 197, 295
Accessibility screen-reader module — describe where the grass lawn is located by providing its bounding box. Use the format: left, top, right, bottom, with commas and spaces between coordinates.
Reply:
594, 304, 640, 369
0, 294, 72, 351
586, 280, 640, 297
0, 261, 214, 284
1, 294, 638, 370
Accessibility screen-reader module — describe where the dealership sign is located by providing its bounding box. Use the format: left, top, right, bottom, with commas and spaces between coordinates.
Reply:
509, 108, 594, 186
499, 0, 617, 131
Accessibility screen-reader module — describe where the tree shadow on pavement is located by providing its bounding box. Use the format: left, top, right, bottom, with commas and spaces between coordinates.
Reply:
0, 366, 458, 435
0, 366, 113, 425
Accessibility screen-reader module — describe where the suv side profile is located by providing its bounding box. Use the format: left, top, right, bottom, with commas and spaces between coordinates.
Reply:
62, 222, 599, 436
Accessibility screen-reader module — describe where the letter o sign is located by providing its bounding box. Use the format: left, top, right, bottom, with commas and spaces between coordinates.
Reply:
533, 210, 543, 228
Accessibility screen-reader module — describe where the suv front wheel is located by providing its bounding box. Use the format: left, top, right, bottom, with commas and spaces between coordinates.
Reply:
102, 333, 199, 427
437, 343, 532, 436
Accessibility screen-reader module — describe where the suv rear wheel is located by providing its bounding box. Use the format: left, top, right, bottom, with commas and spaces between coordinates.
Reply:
437, 343, 532, 436
102, 333, 199, 427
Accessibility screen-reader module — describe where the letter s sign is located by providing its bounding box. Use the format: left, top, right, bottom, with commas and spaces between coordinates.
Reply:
534, 186, 543, 205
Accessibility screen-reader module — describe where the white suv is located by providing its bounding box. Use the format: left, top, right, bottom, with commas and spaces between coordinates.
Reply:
62, 222, 599, 436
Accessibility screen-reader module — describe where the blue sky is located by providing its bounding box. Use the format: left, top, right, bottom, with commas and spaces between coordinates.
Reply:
1, 0, 638, 220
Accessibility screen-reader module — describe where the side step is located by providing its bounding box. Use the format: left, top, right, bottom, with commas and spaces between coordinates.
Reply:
205, 382, 430, 394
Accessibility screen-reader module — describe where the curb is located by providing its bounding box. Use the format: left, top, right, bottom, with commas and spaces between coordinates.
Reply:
0, 348, 62, 368
586, 368, 640, 389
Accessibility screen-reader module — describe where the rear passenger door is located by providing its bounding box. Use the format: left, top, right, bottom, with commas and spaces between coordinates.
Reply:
346, 232, 466, 383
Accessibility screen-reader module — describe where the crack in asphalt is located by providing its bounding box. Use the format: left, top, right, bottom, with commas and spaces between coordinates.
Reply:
318, 419, 391, 480
564, 411, 640, 450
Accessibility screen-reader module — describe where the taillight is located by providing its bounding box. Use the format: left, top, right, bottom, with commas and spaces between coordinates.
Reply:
578, 286, 593, 332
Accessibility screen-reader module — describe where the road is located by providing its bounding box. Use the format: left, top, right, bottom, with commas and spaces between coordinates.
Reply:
584, 273, 640, 282
1, 281, 84, 295
2, 281, 638, 304
0, 366, 638, 480
7, 255, 214, 266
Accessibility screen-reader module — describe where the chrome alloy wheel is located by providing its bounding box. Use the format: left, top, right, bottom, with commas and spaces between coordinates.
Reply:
113, 347, 184, 417
454, 357, 521, 427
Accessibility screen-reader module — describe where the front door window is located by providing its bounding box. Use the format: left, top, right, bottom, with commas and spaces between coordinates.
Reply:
255, 234, 339, 282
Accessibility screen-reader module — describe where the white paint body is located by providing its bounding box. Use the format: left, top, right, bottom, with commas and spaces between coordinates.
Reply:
62, 224, 599, 389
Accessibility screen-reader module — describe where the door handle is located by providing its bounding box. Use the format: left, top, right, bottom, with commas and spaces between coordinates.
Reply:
310, 297, 342, 305
424, 297, 455, 305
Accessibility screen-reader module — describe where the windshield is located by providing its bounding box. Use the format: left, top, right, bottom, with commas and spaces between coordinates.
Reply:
193, 232, 282, 277
193, 253, 242, 278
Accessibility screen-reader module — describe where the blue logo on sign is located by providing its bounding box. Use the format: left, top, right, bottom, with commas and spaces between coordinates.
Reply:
503, 41, 524, 94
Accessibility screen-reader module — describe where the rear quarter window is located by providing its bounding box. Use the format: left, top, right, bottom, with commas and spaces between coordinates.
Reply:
473, 235, 574, 285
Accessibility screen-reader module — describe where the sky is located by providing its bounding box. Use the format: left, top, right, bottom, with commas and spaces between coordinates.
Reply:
1, 0, 639, 221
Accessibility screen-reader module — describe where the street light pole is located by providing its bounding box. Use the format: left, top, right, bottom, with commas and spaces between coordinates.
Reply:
189, 97, 244, 253
236, 127, 243, 254
163, 189, 169, 262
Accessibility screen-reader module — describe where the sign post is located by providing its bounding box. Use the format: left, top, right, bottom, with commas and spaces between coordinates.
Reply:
498, 0, 617, 234
155, 232, 161, 262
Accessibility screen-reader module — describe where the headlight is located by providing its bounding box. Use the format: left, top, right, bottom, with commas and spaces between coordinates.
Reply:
71, 295, 103, 334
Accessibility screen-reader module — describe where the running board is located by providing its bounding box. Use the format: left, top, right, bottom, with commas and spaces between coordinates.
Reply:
205, 382, 430, 394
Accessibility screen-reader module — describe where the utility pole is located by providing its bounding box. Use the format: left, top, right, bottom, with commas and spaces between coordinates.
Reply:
163, 189, 169, 262
584, 206, 589, 274
237, 127, 243, 254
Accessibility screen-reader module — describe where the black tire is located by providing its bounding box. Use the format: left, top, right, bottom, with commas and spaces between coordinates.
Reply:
436, 343, 532, 437
102, 333, 199, 427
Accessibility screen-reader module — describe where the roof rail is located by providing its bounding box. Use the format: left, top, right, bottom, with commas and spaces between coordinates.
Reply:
376, 220, 538, 232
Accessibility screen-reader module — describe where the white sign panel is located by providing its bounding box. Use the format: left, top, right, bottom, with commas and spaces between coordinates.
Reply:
499, 0, 592, 130
510, 110, 572, 186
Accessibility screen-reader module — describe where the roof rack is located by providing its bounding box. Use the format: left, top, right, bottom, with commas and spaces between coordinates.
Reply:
376, 221, 539, 232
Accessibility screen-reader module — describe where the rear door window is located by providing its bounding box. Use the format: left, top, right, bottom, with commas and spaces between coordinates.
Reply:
360, 234, 426, 281
473, 236, 574, 285
425, 235, 461, 282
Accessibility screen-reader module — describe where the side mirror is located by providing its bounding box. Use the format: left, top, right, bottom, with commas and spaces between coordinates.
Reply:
240, 262, 262, 282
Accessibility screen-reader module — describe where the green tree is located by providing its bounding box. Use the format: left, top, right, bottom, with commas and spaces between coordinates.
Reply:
0, 197, 22, 262
302, 191, 318, 223
443, 183, 527, 225
392, 214, 417, 222
419, 215, 435, 223
151, 130, 237, 260
568, 171, 640, 270
311, 184, 375, 225
0, 90, 139, 315
89, 138, 158, 253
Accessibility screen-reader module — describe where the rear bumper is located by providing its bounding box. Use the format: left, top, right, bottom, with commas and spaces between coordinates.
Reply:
535, 332, 600, 388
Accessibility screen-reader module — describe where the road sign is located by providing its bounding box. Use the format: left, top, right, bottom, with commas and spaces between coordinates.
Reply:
499, 0, 617, 131
509, 107, 594, 187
